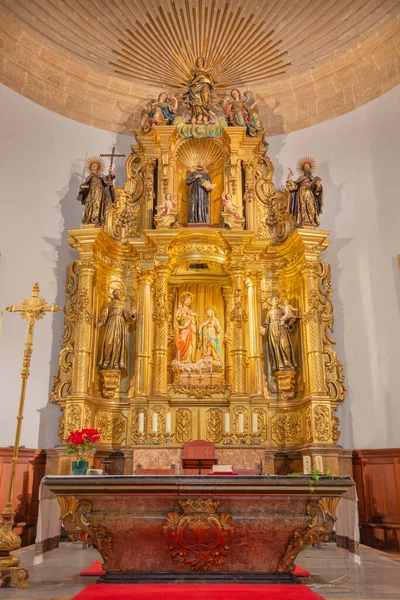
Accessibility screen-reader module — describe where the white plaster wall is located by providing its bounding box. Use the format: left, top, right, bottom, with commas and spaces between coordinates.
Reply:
268, 84, 400, 449
0, 84, 132, 449
0, 82, 399, 450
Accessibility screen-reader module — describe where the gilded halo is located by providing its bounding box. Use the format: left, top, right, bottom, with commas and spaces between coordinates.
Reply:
85, 156, 106, 175
296, 156, 317, 175
205, 304, 218, 316
179, 292, 194, 305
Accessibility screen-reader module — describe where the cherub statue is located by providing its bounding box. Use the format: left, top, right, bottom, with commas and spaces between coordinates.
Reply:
222, 192, 241, 219
154, 192, 178, 228
140, 92, 178, 133
220, 192, 245, 230
281, 299, 300, 328
96, 289, 136, 371
77, 157, 115, 227
286, 156, 323, 228
223, 89, 263, 136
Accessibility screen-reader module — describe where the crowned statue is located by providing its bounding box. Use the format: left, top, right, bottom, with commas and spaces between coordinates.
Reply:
77, 157, 116, 227
96, 289, 136, 371
186, 161, 215, 224
286, 156, 323, 228
183, 56, 215, 122
223, 88, 263, 137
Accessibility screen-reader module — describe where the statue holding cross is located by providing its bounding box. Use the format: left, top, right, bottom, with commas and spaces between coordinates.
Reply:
77, 148, 126, 228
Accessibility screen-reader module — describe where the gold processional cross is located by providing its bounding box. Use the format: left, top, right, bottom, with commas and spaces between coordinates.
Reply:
0, 283, 61, 589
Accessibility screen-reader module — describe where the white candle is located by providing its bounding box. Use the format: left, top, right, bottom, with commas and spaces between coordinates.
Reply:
314, 455, 323, 472
165, 412, 171, 433
238, 413, 244, 434
252, 413, 258, 434
138, 413, 144, 434
303, 455, 311, 474
152, 412, 158, 433
224, 413, 230, 433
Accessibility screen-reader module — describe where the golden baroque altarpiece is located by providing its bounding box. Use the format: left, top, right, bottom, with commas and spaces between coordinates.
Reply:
50, 76, 346, 475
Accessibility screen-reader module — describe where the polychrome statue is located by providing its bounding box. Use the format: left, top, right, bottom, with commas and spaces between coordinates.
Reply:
96, 289, 136, 370
78, 157, 115, 227
154, 192, 178, 228
183, 57, 215, 122
175, 292, 198, 363
223, 89, 263, 137
261, 296, 298, 372
140, 92, 178, 133
199, 306, 222, 363
286, 156, 323, 228
186, 162, 215, 223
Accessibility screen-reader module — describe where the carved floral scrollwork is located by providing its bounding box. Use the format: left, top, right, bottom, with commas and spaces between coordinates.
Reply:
314, 405, 331, 442
66, 404, 82, 434
57, 496, 119, 572
176, 408, 192, 443
96, 412, 127, 444
278, 497, 340, 572
271, 412, 302, 445
206, 409, 223, 443
163, 498, 235, 571
51, 261, 79, 404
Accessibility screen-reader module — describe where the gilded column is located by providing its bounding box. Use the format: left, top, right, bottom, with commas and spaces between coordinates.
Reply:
299, 231, 330, 397
72, 246, 96, 398
246, 272, 264, 399
134, 270, 154, 399
222, 286, 233, 386
229, 265, 248, 398
151, 265, 170, 399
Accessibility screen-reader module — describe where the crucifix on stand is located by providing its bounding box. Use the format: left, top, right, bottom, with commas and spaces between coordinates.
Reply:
100, 146, 126, 170
0, 284, 61, 588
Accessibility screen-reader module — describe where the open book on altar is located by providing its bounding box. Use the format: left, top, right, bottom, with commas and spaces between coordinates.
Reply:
208, 464, 239, 476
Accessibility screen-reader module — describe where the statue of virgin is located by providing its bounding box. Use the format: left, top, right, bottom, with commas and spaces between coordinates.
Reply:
199, 306, 222, 363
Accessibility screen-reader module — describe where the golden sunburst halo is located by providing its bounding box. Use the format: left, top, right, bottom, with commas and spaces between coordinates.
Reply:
85, 156, 106, 175
296, 156, 317, 175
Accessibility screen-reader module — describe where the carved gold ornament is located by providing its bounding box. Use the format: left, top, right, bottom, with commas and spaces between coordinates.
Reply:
164, 498, 234, 571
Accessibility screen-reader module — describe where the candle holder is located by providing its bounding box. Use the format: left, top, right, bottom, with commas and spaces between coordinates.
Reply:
222, 432, 233, 445
135, 432, 147, 445
250, 433, 260, 445
163, 432, 174, 445
237, 435, 247, 445
150, 431, 160, 445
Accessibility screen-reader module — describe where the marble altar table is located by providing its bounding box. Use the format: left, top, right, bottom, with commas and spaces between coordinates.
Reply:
42, 475, 353, 583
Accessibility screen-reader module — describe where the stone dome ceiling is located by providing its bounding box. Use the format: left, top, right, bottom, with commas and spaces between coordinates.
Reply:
0, 0, 399, 135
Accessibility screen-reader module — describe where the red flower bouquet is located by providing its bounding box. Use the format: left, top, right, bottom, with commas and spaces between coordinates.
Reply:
66, 428, 101, 464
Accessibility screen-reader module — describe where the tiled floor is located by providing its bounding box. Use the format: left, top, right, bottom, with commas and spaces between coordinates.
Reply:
0, 541, 399, 600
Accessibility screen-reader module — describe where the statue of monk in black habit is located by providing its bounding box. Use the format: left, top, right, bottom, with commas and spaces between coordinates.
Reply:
186, 162, 215, 224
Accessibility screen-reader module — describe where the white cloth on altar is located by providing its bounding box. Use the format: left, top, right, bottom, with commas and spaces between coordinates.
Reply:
335, 484, 361, 564
34, 480, 61, 565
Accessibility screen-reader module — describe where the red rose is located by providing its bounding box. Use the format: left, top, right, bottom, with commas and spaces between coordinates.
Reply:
82, 428, 101, 443
67, 431, 84, 446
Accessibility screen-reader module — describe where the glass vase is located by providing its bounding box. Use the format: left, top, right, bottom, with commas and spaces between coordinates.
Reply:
72, 460, 89, 475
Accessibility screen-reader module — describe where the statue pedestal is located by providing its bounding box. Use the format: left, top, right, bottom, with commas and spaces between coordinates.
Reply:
100, 369, 121, 398
274, 371, 296, 400
221, 212, 245, 230
154, 211, 178, 229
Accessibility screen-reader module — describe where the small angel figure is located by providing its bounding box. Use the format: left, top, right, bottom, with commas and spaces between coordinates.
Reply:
223, 88, 263, 136
156, 192, 177, 218
222, 192, 241, 219
140, 92, 178, 133
280, 299, 300, 329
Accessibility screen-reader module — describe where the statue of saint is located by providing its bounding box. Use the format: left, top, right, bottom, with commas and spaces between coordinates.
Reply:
183, 56, 215, 122
78, 157, 115, 227
223, 89, 263, 136
199, 306, 222, 362
261, 296, 298, 372
175, 292, 198, 362
286, 156, 323, 228
140, 92, 178, 133
186, 162, 215, 223
96, 289, 136, 370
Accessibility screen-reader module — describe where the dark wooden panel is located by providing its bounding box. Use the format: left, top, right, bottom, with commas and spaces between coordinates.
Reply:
0, 448, 46, 547
353, 449, 400, 551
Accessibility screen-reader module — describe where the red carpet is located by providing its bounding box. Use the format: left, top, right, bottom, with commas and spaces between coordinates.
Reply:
79, 561, 312, 578
72, 583, 325, 600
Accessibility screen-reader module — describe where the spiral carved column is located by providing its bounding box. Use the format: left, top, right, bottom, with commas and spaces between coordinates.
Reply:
229, 266, 248, 398
72, 254, 96, 398
151, 265, 170, 399
246, 272, 264, 400
222, 286, 233, 386
134, 270, 154, 399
